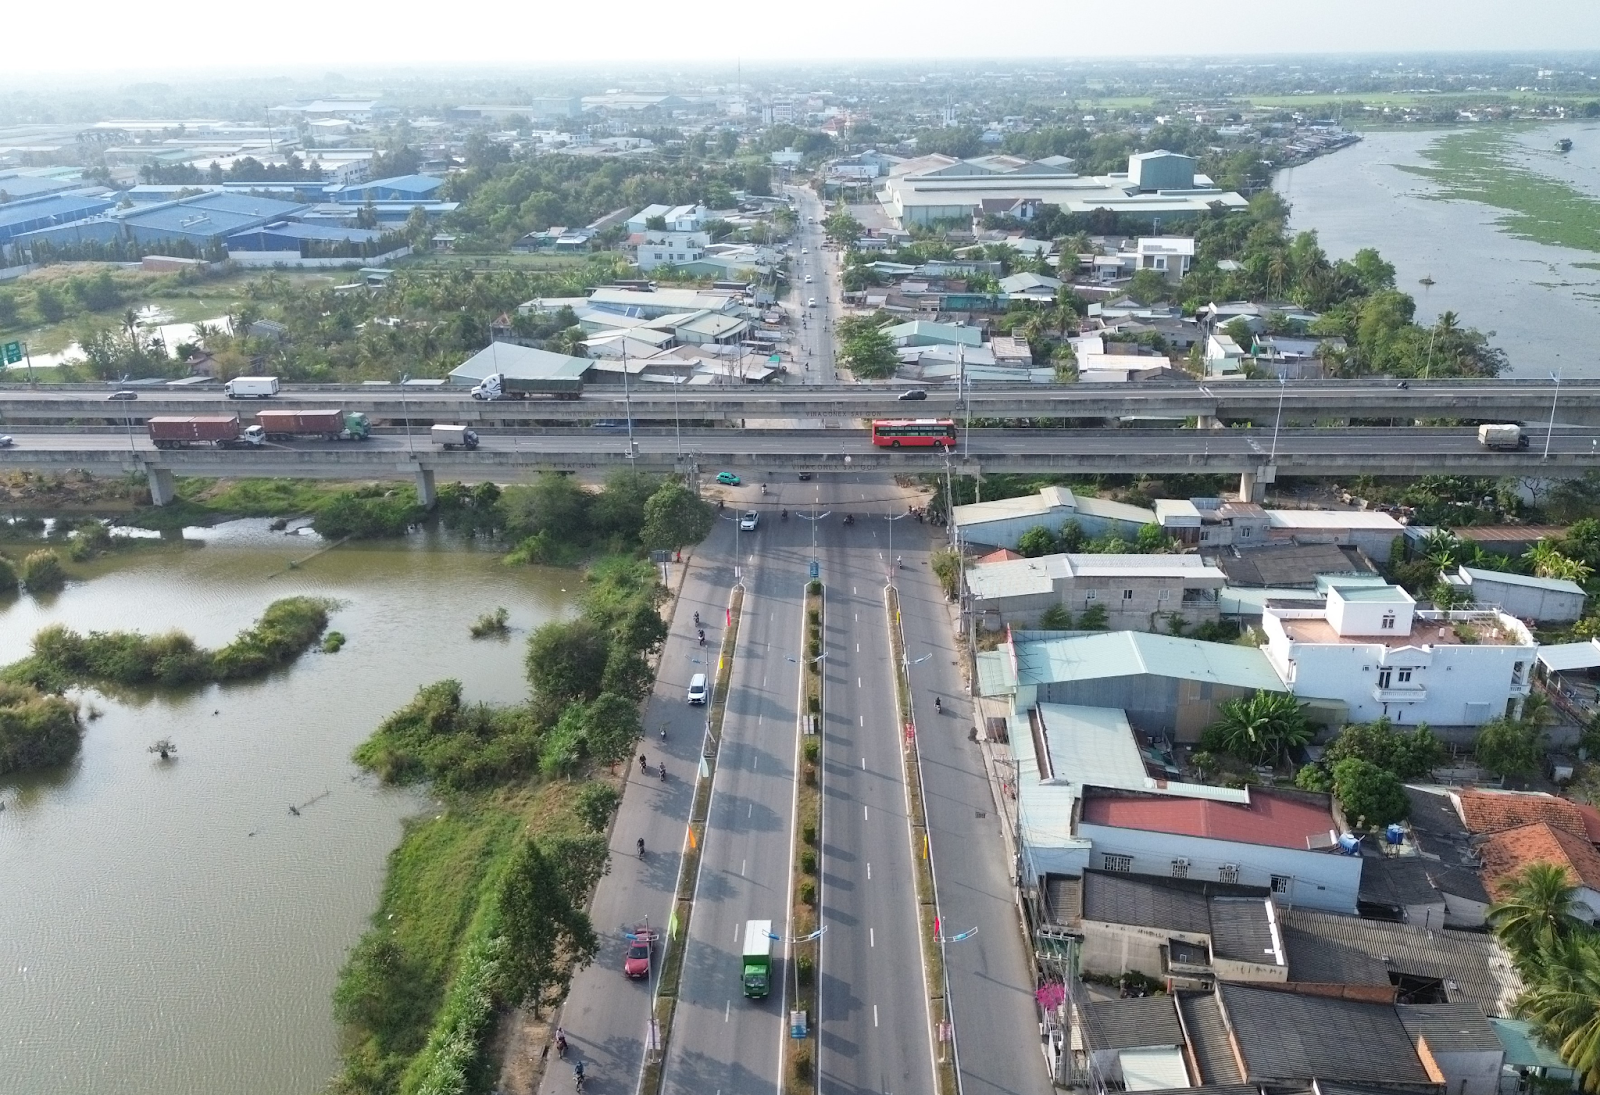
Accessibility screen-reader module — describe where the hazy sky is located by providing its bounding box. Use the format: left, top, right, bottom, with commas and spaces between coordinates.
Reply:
7, 1, 1600, 74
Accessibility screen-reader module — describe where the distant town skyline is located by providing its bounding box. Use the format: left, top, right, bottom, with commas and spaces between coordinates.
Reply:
7, 1, 1600, 76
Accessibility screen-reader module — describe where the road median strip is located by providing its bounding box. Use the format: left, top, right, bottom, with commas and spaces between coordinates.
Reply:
885, 584, 960, 1095
784, 578, 825, 1093
640, 584, 744, 1095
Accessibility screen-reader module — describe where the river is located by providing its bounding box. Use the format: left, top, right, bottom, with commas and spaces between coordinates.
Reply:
0, 523, 577, 1095
1274, 123, 1600, 379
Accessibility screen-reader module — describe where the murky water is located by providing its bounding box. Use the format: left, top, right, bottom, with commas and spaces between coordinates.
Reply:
0, 523, 578, 1095
1275, 123, 1600, 379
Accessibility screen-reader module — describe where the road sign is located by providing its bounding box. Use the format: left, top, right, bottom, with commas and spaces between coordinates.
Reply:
2, 341, 20, 364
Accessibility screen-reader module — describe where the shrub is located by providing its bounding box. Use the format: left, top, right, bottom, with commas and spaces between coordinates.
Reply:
800, 848, 817, 874
0, 554, 16, 595
322, 631, 346, 653
0, 681, 83, 774
469, 607, 510, 638
803, 738, 820, 764
20, 550, 65, 593
799, 879, 816, 906
802, 822, 817, 846
1038, 604, 1073, 630
574, 781, 621, 832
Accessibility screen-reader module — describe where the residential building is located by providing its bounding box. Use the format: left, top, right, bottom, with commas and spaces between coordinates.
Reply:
574, 286, 741, 319
953, 485, 1156, 549
1479, 823, 1600, 922
989, 335, 1033, 366
625, 203, 706, 233
1282, 907, 1521, 1014
977, 629, 1287, 742
1212, 543, 1381, 589
1443, 565, 1587, 623
1392, 786, 1494, 929
1262, 584, 1536, 731
1203, 332, 1246, 378
1132, 236, 1195, 280
1078, 786, 1362, 913
1265, 508, 1404, 562
1454, 788, 1600, 843
881, 319, 983, 348
1076, 352, 1183, 383
966, 552, 1224, 632
636, 231, 709, 271
997, 271, 1062, 299
1053, 869, 1287, 987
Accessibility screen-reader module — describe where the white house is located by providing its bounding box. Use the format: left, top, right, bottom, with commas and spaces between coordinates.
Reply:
965, 552, 1226, 631
1130, 236, 1194, 280
636, 231, 710, 271
1076, 785, 1363, 914
1204, 333, 1246, 378
625, 203, 706, 234
953, 485, 1156, 549
1261, 584, 1536, 731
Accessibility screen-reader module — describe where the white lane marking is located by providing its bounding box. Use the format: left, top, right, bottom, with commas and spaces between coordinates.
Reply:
856, 643, 860, 653
870, 927, 875, 947
864, 805, 869, 821
867, 862, 872, 880
748, 803, 753, 818
861, 757, 866, 769
855, 613, 859, 622
874, 1004, 879, 1027
735, 923, 740, 943
741, 859, 746, 876
853, 587, 857, 595
752, 754, 758, 770
726, 1000, 731, 1022
858, 677, 862, 688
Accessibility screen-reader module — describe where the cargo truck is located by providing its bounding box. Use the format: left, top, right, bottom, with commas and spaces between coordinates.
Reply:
469, 372, 584, 401
148, 416, 265, 450
1478, 424, 1530, 451
742, 919, 773, 998
255, 409, 371, 441
431, 424, 480, 450
223, 376, 280, 399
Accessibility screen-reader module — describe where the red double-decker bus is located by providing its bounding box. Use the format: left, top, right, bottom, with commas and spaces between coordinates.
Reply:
870, 419, 957, 447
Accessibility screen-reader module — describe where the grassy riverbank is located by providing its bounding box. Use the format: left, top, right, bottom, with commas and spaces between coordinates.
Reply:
1400, 127, 1600, 254
2, 595, 331, 692
334, 552, 682, 1095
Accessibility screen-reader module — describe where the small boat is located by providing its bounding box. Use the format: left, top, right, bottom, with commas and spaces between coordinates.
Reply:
1419, 275, 1435, 287
1557, 138, 1574, 153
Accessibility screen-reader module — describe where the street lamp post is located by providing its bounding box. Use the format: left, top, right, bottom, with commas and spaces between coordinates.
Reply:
622, 343, 636, 462
1545, 369, 1563, 462
885, 511, 910, 585
1269, 375, 1286, 464
797, 500, 830, 578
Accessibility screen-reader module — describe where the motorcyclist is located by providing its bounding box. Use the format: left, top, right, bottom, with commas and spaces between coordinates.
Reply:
693, 611, 700, 626
637, 837, 645, 858
781, 508, 788, 519
698, 629, 706, 645
935, 697, 942, 713
659, 763, 667, 781
639, 754, 648, 774
555, 1029, 567, 1057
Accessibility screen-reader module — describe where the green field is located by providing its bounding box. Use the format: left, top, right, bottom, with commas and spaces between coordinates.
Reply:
1398, 127, 1600, 254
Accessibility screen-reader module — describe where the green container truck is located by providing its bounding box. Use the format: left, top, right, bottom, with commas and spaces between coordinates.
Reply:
742, 919, 773, 998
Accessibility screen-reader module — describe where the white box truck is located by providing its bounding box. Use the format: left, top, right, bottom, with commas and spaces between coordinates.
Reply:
431, 424, 480, 450
1478, 424, 1529, 451
224, 376, 280, 399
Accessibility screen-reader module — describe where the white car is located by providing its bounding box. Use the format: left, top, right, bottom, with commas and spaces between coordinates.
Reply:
807, 297, 817, 308
804, 274, 813, 283
739, 510, 759, 531
0, 435, 13, 447
801, 247, 809, 254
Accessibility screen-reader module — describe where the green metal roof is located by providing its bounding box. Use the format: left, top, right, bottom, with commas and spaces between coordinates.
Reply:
1491, 1018, 1572, 1071
1013, 631, 1285, 693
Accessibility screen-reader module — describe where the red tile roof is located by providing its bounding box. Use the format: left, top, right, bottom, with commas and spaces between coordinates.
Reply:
1576, 803, 1600, 845
1457, 791, 1591, 840
1079, 789, 1339, 851
1479, 822, 1600, 898
979, 548, 1023, 563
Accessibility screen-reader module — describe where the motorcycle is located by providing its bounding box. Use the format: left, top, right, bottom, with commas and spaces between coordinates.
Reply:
781, 508, 788, 520
693, 611, 700, 626
659, 763, 668, 782
637, 838, 645, 859
842, 514, 854, 526
698, 629, 706, 646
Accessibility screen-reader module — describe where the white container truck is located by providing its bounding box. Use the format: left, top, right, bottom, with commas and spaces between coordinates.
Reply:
1478, 424, 1529, 451
224, 376, 280, 399
431, 424, 480, 450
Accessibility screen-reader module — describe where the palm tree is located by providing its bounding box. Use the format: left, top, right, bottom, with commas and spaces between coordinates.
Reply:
1204, 691, 1312, 767
1516, 934, 1600, 1091
1488, 861, 1585, 959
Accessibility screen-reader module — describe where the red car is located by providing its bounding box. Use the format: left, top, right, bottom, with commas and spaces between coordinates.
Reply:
624, 926, 656, 979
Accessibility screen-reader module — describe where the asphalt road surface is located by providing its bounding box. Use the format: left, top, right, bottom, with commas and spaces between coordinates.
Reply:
661, 488, 807, 1095
10, 425, 1600, 459
785, 185, 839, 385
811, 480, 939, 1095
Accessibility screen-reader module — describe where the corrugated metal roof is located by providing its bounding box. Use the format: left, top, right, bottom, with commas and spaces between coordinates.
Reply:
1396, 1003, 1502, 1053
1491, 1018, 1570, 1070
1038, 704, 1151, 788
1122, 1047, 1193, 1091
1460, 566, 1586, 596
1218, 982, 1429, 1085
449, 341, 592, 383
1013, 631, 1285, 693
1079, 995, 1184, 1051
1536, 640, 1600, 673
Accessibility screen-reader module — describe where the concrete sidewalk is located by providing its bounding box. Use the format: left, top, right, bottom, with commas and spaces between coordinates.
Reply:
530, 550, 737, 1095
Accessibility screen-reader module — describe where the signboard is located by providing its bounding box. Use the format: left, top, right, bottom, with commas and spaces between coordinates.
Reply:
2, 341, 21, 365
789, 1010, 808, 1038
808, 560, 819, 580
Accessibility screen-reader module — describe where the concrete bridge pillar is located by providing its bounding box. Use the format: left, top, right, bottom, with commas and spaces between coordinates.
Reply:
1238, 470, 1259, 503
1196, 414, 1220, 430
146, 467, 177, 507
415, 468, 437, 509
